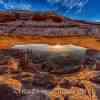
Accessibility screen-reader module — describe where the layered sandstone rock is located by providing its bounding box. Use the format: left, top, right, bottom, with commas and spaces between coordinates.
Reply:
0, 10, 100, 37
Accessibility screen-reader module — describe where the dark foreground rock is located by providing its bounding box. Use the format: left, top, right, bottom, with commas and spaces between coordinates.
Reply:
21, 92, 50, 100
0, 85, 20, 100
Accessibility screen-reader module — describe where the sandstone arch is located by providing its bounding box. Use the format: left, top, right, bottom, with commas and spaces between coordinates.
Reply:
0, 35, 100, 51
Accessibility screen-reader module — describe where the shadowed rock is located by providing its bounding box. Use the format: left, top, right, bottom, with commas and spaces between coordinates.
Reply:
0, 85, 20, 100
21, 92, 50, 100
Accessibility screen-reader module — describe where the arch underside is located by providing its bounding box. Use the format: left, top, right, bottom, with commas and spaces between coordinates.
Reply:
0, 35, 100, 51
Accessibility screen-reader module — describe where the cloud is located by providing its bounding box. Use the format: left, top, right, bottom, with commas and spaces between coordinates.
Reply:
5, 3, 32, 10
0, 0, 32, 10
95, 20, 100, 22
0, 0, 88, 13
0, 0, 4, 4
47, 0, 88, 13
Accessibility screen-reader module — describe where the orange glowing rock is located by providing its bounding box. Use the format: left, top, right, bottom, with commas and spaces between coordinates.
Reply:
0, 76, 22, 93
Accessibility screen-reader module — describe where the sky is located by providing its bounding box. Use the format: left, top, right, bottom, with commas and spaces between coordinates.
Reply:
0, 0, 100, 22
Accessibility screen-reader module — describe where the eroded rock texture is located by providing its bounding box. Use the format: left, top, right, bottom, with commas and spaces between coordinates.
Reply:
0, 11, 100, 37
0, 11, 100, 100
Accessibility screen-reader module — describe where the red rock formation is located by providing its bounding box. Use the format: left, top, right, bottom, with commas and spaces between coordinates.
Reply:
0, 13, 16, 22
